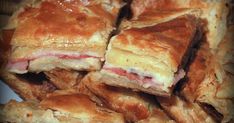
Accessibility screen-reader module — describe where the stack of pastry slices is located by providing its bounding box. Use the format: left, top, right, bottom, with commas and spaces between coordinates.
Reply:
0, 0, 233, 123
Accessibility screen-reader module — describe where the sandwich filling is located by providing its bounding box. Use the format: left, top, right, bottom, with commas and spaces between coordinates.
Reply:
6, 49, 102, 74
102, 64, 185, 91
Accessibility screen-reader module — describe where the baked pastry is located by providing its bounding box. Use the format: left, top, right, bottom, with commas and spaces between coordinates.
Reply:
44, 69, 85, 90
126, 0, 229, 49
136, 108, 175, 123
121, 0, 200, 29
181, 42, 211, 102
5, 0, 123, 74
81, 72, 164, 122
157, 95, 215, 123
101, 15, 201, 96
195, 26, 234, 122
0, 94, 125, 123
0, 1, 232, 122
75, 78, 105, 106
182, 26, 234, 122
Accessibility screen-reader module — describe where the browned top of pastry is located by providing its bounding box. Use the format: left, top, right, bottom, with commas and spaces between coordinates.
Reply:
112, 15, 198, 70
11, 0, 121, 49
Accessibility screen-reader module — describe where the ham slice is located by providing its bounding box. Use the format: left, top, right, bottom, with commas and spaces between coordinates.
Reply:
103, 66, 185, 88
103, 67, 153, 84
6, 60, 28, 74
7, 52, 101, 74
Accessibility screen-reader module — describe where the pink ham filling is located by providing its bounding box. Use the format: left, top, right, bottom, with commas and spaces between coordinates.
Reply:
103, 67, 185, 88
7, 53, 101, 72
7, 60, 28, 72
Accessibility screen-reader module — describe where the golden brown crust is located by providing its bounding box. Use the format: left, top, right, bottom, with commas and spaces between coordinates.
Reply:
40, 94, 97, 114
0, 100, 60, 123
44, 69, 84, 90
112, 15, 198, 70
137, 108, 175, 123
11, 0, 118, 47
44, 88, 104, 107
130, 0, 207, 18
4, 0, 124, 73
1, 72, 56, 101
75, 79, 104, 106
8, 0, 123, 62
120, 0, 205, 29
195, 26, 234, 122
45, 89, 79, 97
157, 95, 215, 123
181, 43, 211, 102
129, 0, 229, 49
82, 72, 162, 122
182, 26, 234, 122
0, 94, 125, 123
120, 9, 200, 29
0, 1, 232, 123
195, 74, 234, 123
101, 15, 200, 96
40, 94, 125, 123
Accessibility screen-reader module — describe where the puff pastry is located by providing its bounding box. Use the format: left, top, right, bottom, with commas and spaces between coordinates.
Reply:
195, 26, 234, 123
157, 95, 215, 123
101, 15, 201, 96
81, 72, 167, 122
44, 69, 85, 90
5, 0, 123, 73
0, 94, 124, 123
182, 26, 234, 122
127, 0, 229, 49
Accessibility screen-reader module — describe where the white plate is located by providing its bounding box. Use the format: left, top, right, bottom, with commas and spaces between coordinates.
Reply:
0, 80, 22, 104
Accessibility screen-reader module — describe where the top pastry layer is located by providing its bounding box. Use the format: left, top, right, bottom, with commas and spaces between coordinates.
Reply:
110, 15, 198, 72
10, 0, 122, 51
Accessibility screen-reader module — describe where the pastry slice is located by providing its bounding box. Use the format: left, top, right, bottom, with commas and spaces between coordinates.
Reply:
127, 0, 229, 49
0, 94, 125, 123
182, 26, 234, 122
157, 95, 215, 123
101, 15, 201, 96
121, 0, 200, 29
5, 0, 123, 74
195, 26, 234, 122
81, 72, 163, 122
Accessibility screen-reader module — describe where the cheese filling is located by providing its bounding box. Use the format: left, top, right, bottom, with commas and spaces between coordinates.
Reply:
102, 65, 185, 91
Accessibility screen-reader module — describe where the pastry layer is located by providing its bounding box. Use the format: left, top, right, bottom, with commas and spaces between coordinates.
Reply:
11, 0, 120, 49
